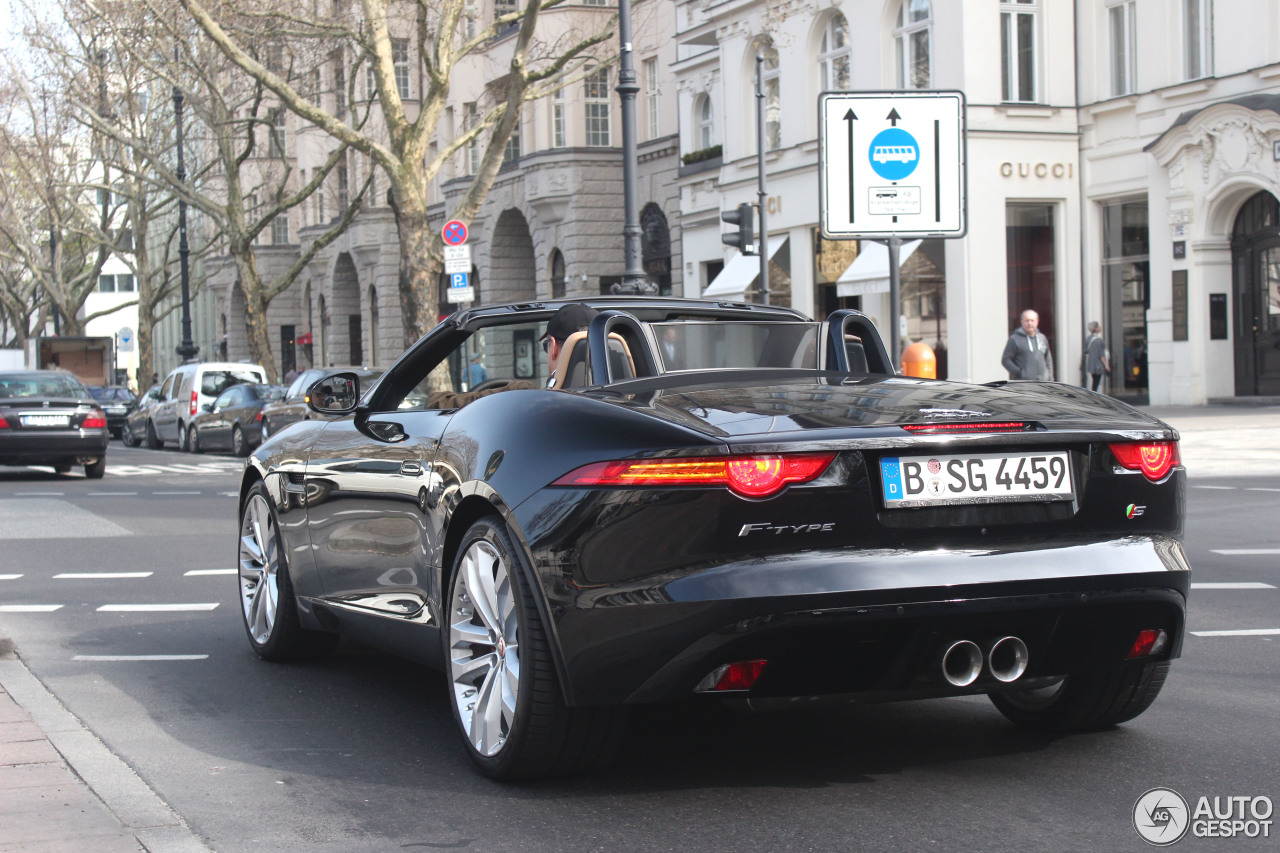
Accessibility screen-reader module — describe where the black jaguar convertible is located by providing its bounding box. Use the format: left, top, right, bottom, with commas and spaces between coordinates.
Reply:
236, 298, 1189, 780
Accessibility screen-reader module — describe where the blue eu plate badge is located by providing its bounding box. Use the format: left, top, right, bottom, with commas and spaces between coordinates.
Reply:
881, 457, 903, 501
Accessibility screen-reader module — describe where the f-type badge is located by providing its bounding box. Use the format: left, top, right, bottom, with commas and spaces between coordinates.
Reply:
739, 522, 835, 537
1126, 504, 1146, 519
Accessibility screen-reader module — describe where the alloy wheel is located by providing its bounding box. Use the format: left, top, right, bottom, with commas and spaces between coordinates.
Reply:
239, 493, 280, 645
448, 539, 520, 757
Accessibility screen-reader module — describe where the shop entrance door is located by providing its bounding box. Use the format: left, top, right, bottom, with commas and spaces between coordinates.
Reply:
1231, 192, 1280, 396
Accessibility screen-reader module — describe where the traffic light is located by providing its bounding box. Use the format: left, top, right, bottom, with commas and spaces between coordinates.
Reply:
721, 203, 756, 255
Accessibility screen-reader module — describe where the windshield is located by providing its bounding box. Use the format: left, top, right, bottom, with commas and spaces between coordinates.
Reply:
652, 321, 818, 372
0, 373, 90, 399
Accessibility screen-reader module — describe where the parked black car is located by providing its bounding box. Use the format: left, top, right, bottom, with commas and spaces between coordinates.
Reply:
238, 298, 1190, 781
87, 385, 136, 439
258, 367, 384, 441
0, 370, 109, 477
189, 383, 286, 456
121, 385, 161, 447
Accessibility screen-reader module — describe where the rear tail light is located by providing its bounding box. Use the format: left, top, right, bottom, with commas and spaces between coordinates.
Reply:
553, 453, 835, 498
1109, 441, 1180, 481
1126, 629, 1169, 659
82, 410, 107, 429
0, 415, 8, 429
255, 411, 263, 422
694, 660, 769, 693
190, 391, 199, 417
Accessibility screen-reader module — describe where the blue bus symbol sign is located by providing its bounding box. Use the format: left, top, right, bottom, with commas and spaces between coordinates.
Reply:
869, 128, 919, 181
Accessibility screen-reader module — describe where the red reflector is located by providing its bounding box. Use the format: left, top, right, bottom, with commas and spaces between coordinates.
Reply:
1109, 441, 1179, 481
82, 412, 107, 429
903, 422, 1029, 434
190, 391, 199, 416
1126, 629, 1168, 659
710, 660, 769, 692
553, 453, 835, 498
0, 415, 8, 429
255, 411, 263, 422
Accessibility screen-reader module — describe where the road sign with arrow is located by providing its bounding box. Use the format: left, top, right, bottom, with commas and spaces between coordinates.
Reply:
818, 90, 967, 239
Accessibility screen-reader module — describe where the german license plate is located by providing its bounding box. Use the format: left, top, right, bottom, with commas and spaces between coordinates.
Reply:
880, 451, 1073, 508
21, 414, 71, 427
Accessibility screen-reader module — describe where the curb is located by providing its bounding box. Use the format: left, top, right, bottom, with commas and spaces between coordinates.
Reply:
0, 636, 212, 853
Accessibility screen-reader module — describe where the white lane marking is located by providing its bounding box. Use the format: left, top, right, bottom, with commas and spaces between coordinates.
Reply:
185, 569, 236, 576
14, 492, 65, 496
88, 492, 138, 497
0, 605, 63, 612
1191, 582, 1275, 589
1245, 488, 1280, 493
55, 572, 154, 579
97, 604, 219, 612
1192, 628, 1280, 637
153, 491, 202, 495
72, 655, 208, 662
0, 574, 22, 580
108, 463, 241, 477
1193, 485, 1236, 490
1211, 549, 1280, 555
218, 491, 238, 497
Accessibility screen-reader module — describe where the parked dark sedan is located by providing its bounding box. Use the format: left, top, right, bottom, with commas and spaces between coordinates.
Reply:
258, 366, 384, 441
189, 383, 285, 456
87, 385, 136, 438
121, 385, 160, 447
0, 370, 109, 477
237, 298, 1190, 781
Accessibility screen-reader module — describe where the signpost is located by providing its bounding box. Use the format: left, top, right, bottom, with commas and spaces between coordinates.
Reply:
441, 220, 475, 303
818, 90, 967, 368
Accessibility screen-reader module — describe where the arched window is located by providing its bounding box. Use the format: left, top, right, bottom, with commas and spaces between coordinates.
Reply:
760, 44, 781, 151
696, 95, 715, 150
549, 249, 566, 299
640, 203, 672, 296
819, 14, 851, 91
894, 0, 932, 89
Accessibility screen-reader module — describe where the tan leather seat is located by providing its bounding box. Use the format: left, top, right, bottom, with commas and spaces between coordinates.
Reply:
549, 331, 636, 389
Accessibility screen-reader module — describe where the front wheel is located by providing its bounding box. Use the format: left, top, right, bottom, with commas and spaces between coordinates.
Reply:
145, 420, 162, 449
446, 516, 626, 780
260, 419, 270, 440
121, 421, 141, 447
231, 425, 248, 457
187, 425, 203, 453
989, 662, 1170, 732
238, 483, 336, 661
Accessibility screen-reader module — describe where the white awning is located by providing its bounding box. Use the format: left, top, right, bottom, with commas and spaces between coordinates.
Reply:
835, 240, 922, 297
702, 235, 789, 300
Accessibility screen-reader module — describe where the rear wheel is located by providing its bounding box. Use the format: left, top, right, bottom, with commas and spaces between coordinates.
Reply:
188, 425, 202, 454
989, 662, 1170, 732
232, 425, 248, 457
177, 423, 189, 452
84, 457, 106, 479
238, 483, 336, 661
446, 516, 626, 780
145, 420, 162, 449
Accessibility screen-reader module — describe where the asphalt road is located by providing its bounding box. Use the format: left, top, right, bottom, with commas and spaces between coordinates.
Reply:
1, 437, 1277, 852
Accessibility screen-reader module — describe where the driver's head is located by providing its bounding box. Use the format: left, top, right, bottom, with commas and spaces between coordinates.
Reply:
541, 303, 598, 365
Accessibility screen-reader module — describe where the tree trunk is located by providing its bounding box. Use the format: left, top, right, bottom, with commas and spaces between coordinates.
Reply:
234, 251, 278, 382
136, 317, 154, 389
394, 193, 441, 350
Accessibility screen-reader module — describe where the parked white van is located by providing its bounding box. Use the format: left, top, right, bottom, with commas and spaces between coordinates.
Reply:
146, 362, 267, 451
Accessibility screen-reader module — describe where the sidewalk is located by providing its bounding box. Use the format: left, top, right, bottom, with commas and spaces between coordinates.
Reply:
0, 638, 209, 853
1144, 404, 1280, 478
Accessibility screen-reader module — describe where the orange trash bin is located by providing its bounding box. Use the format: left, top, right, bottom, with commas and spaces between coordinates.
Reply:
901, 342, 937, 379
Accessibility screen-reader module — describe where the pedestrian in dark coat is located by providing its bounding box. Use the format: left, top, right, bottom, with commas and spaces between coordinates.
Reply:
1001, 309, 1054, 380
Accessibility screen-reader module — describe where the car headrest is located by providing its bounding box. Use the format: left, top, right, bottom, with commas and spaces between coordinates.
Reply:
549, 331, 636, 389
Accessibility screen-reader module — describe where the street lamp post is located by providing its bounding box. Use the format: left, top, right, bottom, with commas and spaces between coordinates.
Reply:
173, 64, 199, 363
613, 0, 653, 295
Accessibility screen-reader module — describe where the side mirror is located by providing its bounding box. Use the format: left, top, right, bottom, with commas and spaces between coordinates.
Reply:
201, 403, 214, 413
307, 372, 360, 415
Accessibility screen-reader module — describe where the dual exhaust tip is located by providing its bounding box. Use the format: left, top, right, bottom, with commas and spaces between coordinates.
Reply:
941, 636, 1029, 687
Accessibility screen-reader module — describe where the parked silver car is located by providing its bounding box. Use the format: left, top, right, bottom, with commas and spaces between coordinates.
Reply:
145, 362, 267, 450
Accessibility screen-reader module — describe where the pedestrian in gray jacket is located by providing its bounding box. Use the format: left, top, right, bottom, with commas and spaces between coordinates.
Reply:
1001, 309, 1054, 380
1084, 320, 1110, 391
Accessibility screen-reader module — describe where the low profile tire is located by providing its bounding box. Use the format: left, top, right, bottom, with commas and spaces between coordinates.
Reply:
188, 425, 202, 454
121, 422, 141, 447
84, 457, 106, 479
232, 425, 248, 457
446, 516, 627, 781
238, 483, 336, 661
145, 420, 162, 449
177, 423, 189, 452
989, 662, 1171, 732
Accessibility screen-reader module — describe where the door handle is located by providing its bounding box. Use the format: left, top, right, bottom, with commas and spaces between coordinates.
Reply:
400, 461, 423, 476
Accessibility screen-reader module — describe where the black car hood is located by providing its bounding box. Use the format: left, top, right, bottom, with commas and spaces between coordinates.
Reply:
601, 374, 1169, 440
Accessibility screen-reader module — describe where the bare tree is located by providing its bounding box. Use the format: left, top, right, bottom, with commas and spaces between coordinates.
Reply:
178, 0, 614, 350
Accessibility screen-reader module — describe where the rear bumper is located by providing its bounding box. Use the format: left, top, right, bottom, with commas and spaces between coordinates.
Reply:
0, 430, 109, 465
533, 535, 1190, 706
